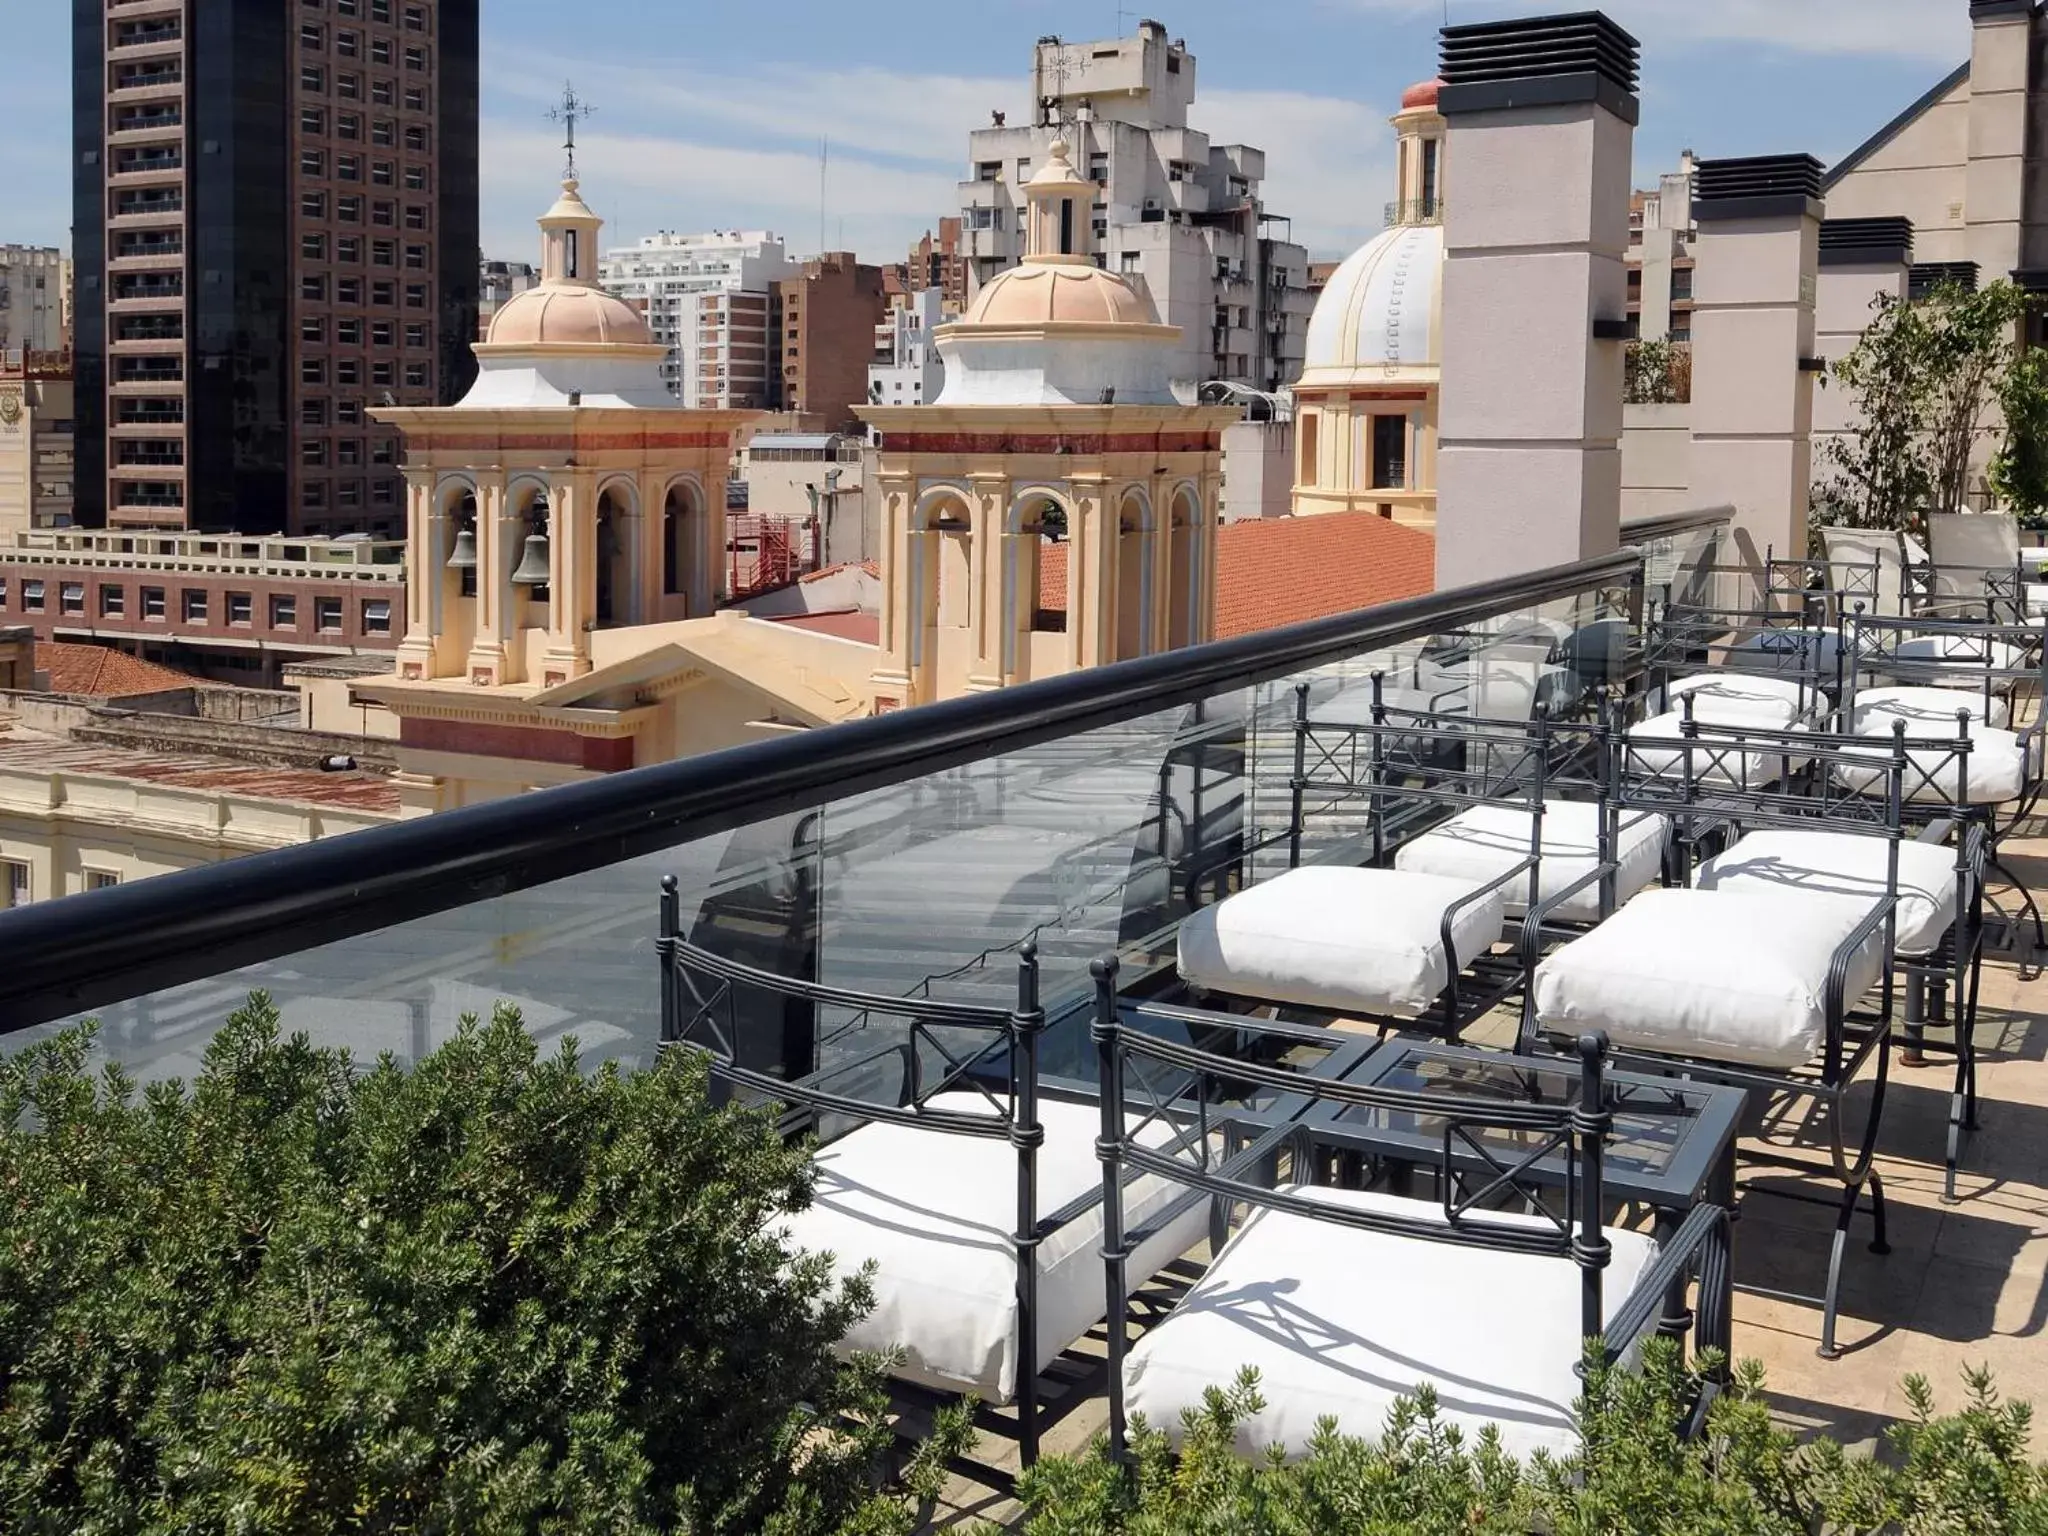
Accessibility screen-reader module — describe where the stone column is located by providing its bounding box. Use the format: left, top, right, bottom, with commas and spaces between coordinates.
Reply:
966, 473, 1007, 692
542, 469, 595, 687
396, 473, 439, 680
867, 476, 915, 710
1434, 12, 1640, 587
1968, 0, 2033, 284
1688, 154, 1825, 568
465, 474, 513, 686
1066, 477, 1109, 672
1813, 218, 1913, 479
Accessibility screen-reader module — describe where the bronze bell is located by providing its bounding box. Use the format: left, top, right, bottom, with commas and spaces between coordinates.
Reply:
444, 526, 478, 571
510, 528, 552, 586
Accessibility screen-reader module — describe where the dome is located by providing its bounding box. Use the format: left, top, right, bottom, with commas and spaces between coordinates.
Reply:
1298, 221, 1443, 387
962, 262, 1163, 329
486, 283, 654, 347
1401, 78, 1444, 111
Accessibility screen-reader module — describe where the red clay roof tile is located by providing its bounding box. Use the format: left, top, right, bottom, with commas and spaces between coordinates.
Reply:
33, 642, 211, 700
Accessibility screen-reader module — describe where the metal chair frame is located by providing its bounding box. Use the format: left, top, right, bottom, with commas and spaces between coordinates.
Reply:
1093, 958, 1734, 1463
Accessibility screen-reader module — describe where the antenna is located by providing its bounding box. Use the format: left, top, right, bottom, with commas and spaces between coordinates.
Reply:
546, 81, 593, 179
819, 138, 828, 256
1043, 44, 1076, 127
1115, 1, 1132, 34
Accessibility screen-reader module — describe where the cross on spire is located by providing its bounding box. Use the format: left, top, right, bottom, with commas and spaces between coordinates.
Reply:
546, 82, 594, 179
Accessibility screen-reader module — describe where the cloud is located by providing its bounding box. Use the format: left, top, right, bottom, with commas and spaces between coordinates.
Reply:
1341, 0, 1969, 63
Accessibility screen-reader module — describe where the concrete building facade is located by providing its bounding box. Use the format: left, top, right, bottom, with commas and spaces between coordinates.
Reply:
955, 21, 1313, 395
869, 286, 946, 410
776, 253, 888, 430
0, 354, 77, 535
599, 229, 793, 404
70, 0, 480, 538
0, 248, 69, 353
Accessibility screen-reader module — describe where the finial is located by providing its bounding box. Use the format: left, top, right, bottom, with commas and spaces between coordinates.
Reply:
1049, 136, 1071, 161
547, 81, 594, 180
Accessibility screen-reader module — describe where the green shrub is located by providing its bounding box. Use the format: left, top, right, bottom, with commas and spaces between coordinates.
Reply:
0, 996, 952, 1535
1016, 1346, 2048, 1534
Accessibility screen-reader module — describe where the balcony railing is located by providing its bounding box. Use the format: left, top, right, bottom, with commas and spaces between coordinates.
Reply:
0, 511, 1731, 1077
1383, 198, 1445, 228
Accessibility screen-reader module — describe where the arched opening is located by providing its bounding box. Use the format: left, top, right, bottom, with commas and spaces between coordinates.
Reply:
1116, 490, 1153, 659
662, 480, 700, 612
594, 484, 638, 628
910, 490, 973, 697
1019, 494, 1069, 635
508, 480, 551, 630
440, 483, 478, 601
1167, 486, 1200, 649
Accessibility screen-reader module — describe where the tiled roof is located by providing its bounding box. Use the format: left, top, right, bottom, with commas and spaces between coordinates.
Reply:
0, 735, 399, 814
1211, 512, 1436, 638
1034, 512, 1436, 637
34, 642, 209, 700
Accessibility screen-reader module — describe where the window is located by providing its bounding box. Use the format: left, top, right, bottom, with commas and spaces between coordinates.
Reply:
363, 598, 392, 634
404, 322, 427, 348
373, 119, 396, 147
404, 4, 426, 28
301, 316, 326, 344
336, 29, 359, 57
300, 148, 326, 177
85, 871, 120, 893
371, 159, 395, 186
99, 585, 124, 618
370, 320, 394, 347
182, 589, 207, 623
299, 22, 323, 48
976, 161, 1000, 182
338, 359, 361, 385
404, 361, 429, 389
337, 112, 360, 140
339, 317, 364, 344
227, 592, 253, 625
372, 77, 395, 105
372, 0, 391, 20
404, 283, 426, 309
0, 578, 6, 607
1370, 414, 1408, 490
301, 232, 327, 261
371, 37, 392, 64
372, 479, 398, 507
22, 581, 43, 613
338, 399, 363, 425
404, 203, 428, 230
337, 152, 361, 180
1, 862, 28, 908
270, 594, 297, 628
301, 273, 328, 302
372, 238, 395, 266
1421, 138, 1440, 216
337, 235, 361, 263
315, 596, 344, 633
403, 45, 426, 71
404, 243, 426, 269
337, 194, 362, 222
371, 360, 394, 387
300, 107, 325, 135
404, 125, 426, 153
301, 480, 328, 510
142, 587, 166, 620
371, 438, 396, 464
337, 437, 362, 465
60, 583, 84, 616
404, 86, 426, 112
1669, 323, 1692, 344
404, 164, 427, 191
1299, 411, 1319, 483
337, 277, 363, 304
302, 397, 329, 426
337, 71, 360, 99
337, 479, 364, 508
1671, 267, 1694, 302
302, 438, 327, 466
300, 64, 325, 92
302, 358, 326, 385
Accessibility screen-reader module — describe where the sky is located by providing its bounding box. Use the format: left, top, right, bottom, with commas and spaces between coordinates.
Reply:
2, 1, 1977, 266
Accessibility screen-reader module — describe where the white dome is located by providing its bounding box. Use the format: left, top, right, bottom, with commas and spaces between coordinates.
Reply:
1300, 222, 1443, 387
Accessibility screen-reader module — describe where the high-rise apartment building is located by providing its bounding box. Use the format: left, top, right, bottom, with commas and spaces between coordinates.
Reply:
600, 229, 793, 403
0, 249, 70, 353
695, 289, 777, 410
905, 218, 968, 316
776, 253, 887, 429
956, 21, 1313, 393
72, 0, 479, 539
868, 286, 944, 409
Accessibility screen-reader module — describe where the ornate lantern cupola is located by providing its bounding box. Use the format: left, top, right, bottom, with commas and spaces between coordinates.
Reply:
1024, 138, 1098, 263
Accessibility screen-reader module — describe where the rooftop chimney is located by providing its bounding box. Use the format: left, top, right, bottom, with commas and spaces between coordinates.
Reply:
1433, 10, 1641, 587
1814, 217, 1913, 473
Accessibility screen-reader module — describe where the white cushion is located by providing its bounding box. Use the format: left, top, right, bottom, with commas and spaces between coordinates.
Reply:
2024, 582, 2048, 618
1626, 712, 1811, 790
790, 1093, 1209, 1402
1850, 685, 2009, 732
1122, 1184, 1659, 1464
1697, 829, 1960, 957
1396, 800, 1668, 923
1178, 866, 1506, 1018
1534, 886, 1888, 1069
1888, 633, 2026, 691
1834, 723, 2027, 806
1665, 673, 1812, 718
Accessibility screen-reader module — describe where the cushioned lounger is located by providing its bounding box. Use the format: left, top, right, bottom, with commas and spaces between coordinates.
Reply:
1664, 673, 1812, 718
1177, 865, 1506, 1017
1396, 799, 1668, 922
1887, 634, 2026, 691
1121, 1184, 1659, 1464
1849, 685, 2009, 733
789, 1093, 1211, 1401
1697, 829, 1959, 958
1533, 886, 1889, 1069
1833, 724, 2026, 806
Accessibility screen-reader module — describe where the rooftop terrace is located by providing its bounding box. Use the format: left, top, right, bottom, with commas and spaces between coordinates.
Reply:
0, 506, 2041, 1521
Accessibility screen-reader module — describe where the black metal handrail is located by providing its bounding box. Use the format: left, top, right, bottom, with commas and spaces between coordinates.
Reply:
0, 549, 1647, 1032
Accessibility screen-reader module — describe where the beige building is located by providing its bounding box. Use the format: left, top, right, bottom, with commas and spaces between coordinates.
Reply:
0, 356, 76, 535
1290, 79, 1445, 527
0, 247, 67, 354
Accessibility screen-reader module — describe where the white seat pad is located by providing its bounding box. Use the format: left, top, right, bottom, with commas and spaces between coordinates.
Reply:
1534, 887, 1887, 1069
1626, 712, 1811, 789
1850, 685, 2009, 732
1697, 829, 1960, 958
789, 1093, 1209, 1402
1122, 1184, 1659, 1464
1396, 800, 1668, 923
1888, 633, 2026, 692
1665, 673, 1811, 719
1834, 723, 2027, 806
1179, 865, 1506, 1018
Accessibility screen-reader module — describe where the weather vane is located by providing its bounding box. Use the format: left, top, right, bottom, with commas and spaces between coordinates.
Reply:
547, 82, 593, 179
